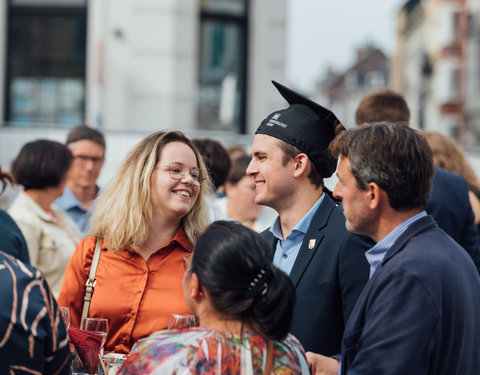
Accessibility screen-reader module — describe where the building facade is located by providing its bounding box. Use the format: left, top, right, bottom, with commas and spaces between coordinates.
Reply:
314, 46, 389, 128
0, 0, 287, 134
390, 0, 480, 144
0, 0, 287, 185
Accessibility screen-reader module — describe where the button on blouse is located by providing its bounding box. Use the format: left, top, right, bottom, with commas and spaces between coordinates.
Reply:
58, 228, 193, 354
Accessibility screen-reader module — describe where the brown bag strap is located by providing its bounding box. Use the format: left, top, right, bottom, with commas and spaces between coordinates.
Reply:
81, 238, 102, 322
264, 340, 274, 375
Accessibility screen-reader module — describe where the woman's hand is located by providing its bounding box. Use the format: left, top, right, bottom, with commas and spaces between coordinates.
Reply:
305, 352, 339, 375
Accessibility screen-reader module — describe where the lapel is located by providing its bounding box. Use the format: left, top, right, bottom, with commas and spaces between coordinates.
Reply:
262, 229, 277, 260
381, 215, 438, 267
288, 195, 336, 288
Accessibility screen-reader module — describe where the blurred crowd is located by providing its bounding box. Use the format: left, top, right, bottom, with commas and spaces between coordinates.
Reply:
0, 82, 479, 375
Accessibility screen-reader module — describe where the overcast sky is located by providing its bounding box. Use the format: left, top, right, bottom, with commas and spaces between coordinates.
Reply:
285, 0, 407, 93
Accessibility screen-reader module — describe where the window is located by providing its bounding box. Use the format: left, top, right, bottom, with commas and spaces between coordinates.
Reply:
5, 0, 87, 127
198, 0, 248, 133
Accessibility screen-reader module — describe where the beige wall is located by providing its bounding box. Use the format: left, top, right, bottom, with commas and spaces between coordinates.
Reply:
86, 0, 199, 131
0, 0, 287, 135
247, 0, 288, 133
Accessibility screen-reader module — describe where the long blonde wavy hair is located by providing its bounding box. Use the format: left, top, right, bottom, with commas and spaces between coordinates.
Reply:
423, 131, 480, 192
89, 131, 213, 252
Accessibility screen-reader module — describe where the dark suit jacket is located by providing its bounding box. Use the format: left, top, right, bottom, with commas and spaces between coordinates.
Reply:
426, 166, 480, 273
262, 195, 371, 355
341, 215, 480, 375
0, 209, 30, 264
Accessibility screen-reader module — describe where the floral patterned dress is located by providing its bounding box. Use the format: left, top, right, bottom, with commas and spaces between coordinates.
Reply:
118, 327, 310, 374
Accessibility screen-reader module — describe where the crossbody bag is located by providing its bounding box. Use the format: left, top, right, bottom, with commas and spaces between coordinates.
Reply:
81, 238, 102, 322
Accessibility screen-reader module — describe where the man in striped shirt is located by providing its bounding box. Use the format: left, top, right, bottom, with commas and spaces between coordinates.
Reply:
307, 123, 480, 375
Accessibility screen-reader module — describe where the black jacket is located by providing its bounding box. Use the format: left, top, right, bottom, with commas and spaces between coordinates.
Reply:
262, 194, 371, 355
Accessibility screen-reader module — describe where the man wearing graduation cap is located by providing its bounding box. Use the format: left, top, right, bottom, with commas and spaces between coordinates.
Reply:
246, 81, 371, 356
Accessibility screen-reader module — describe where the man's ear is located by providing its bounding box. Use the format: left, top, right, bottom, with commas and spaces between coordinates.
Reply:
366, 182, 382, 210
293, 153, 309, 178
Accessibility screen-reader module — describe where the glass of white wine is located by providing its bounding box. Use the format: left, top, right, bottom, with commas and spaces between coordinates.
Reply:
168, 314, 197, 329
80, 317, 109, 350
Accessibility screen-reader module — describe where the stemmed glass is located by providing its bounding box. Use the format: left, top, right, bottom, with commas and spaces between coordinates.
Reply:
168, 314, 197, 329
80, 317, 109, 351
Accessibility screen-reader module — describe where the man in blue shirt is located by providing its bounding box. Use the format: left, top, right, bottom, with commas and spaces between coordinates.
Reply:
55, 125, 105, 236
246, 81, 370, 356
307, 123, 480, 374
355, 89, 480, 274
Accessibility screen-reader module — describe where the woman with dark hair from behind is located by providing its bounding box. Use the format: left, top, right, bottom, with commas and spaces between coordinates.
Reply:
119, 221, 309, 374
8, 140, 82, 296
0, 165, 30, 263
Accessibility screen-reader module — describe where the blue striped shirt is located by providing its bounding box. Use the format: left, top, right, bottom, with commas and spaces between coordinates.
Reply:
365, 211, 427, 278
338, 210, 427, 375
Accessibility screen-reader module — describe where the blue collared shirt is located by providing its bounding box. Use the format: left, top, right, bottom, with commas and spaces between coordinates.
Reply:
271, 194, 325, 275
365, 211, 427, 278
338, 210, 427, 375
54, 186, 93, 236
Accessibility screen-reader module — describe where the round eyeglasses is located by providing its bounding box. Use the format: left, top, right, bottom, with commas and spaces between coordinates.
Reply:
161, 163, 206, 185
73, 155, 104, 165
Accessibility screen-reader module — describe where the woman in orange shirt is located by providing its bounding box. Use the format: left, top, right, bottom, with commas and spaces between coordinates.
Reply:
58, 131, 212, 354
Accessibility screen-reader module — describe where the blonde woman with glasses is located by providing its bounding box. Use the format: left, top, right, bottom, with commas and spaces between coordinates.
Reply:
58, 131, 213, 354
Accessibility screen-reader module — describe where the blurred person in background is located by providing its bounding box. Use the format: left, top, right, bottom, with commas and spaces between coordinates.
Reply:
119, 221, 310, 374
217, 154, 276, 232
8, 140, 82, 296
58, 131, 212, 354
55, 124, 106, 236
193, 138, 231, 199
424, 131, 480, 237
225, 145, 248, 162
0, 251, 70, 374
0, 165, 30, 264
355, 89, 480, 274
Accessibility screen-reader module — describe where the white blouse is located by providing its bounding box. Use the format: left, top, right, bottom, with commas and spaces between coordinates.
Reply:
9, 191, 82, 296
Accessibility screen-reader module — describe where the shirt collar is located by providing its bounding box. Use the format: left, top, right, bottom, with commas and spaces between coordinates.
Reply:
17, 191, 55, 222
56, 186, 84, 210
122, 226, 193, 256
56, 186, 100, 211
173, 226, 193, 252
365, 211, 427, 277
270, 193, 325, 240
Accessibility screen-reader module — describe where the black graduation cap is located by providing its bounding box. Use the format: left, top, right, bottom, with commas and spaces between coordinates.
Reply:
256, 80, 345, 179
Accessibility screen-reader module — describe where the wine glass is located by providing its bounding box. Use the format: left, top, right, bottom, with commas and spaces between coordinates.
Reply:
80, 317, 109, 351
59, 306, 70, 331
168, 314, 197, 329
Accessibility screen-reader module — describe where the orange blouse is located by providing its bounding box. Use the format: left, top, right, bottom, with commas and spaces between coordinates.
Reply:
58, 229, 192, 354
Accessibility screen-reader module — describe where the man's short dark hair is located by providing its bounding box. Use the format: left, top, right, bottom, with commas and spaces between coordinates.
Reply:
66, 124, 106, 150
278, 140, 323, 189
330, 122, 434, 210
11, 140, 73, 190
355, 89, 410, 126
193, 138, 231, 190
